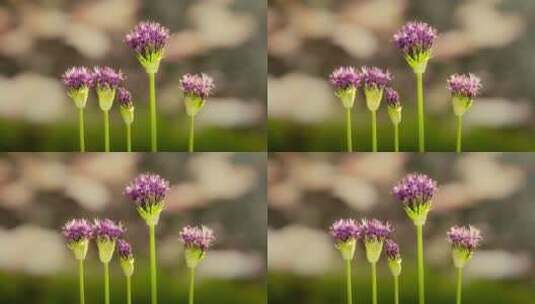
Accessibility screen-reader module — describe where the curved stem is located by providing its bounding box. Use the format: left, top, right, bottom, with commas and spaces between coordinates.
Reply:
189, 116, 195, 152
394, 275, 399, 304
346, 108, 353, 152
104, 262, 110, 304
148, 73, 157, 152
126, 124, 132, 152
416, 224, 425, 304
189, 268, 196, 304
371, 262, 377, 304
456, 267, 463, 304
394, 124, 399, 152
416, 72, 425, 152
371, 111, 377, 152
345, 259, 353, 304
456, 116, 463, 153
149, 224, 158, 304
78, 259, 85, 304
126, 275, 132, 304
104, 110, 110, 152
78, 108, 85, 152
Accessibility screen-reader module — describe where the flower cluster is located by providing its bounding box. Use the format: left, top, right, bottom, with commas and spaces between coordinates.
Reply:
92, 66, 124, 90
179, 73, 215, 99
447, 225, 482, 252
384, 239, 400, 261
361, 218, 392, 242
447, 73, 482, 99
62, 67, 93, 91
329, 218, 362, 243
360, 66, 392, 90
385, 88, 400, 108
124, 173, 170, 209
393, 21, 438, 58
125, 21, 170, 58
62, 218, 93, 244
117, 87, 133, 109
93, 218, 125, 241
117, 239, 134, 260
393, 173, 438, 225
179, 225, 216, 251
329, 66, 362, 90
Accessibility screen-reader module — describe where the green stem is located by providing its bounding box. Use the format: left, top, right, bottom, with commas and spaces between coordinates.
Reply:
394, 275, 399, 304
78, 108, 85, 152
148, 73, 157, 152
371, 110, 377, 152
371, 262, 377, 304
78, 259, 85, 304
189, 116, 195, 152
456, 116, 462, 153
345, 259, 353, 304
416, 224, 425, 304
149, 224, 158, 304
189, 267, 196, 304
126, 275, 132, 304
346, 108, 353, 152
416, 72, 425, 152
104, 262, 110, 304
126, 124, 132, 152
104, 110, 110, 152
456, 267, 463, 304
394, 123, 399, 152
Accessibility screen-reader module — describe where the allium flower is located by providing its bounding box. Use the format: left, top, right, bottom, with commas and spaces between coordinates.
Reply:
179, 73, 215, 100
93, 218, 125, 263
393, 173, 437, 225
329, 66, 362, 90
92, 66, 124, 90
179, 225, 216, 268
385, 88, 400, 108
124, 173, 170, 225
62, 219, 93, 260
447, 225, 482, 268
117, 87, 133, 109
62, 67, 93, 108
393, 21, 438, 73
117, 239, 135, 277
125, 21, 170, 73
329, 219, 362, 243
447, 73, 482, 99
361, 66, 392, 90
361, 218, 392, 263
385, 239, 402, 277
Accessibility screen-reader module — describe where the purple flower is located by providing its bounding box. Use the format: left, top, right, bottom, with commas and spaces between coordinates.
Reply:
329, 66, 362, 90
125, 21, 170, 57
179, 225, 216, 251
124, 173, 170, 209
179, 73, 215, 99
62, 218, 93, 244
361, 218, 392, 242
392, 173, 437, 207
117, 239, 133, 260
385, 87, 400, 107
92, 218, 125, 241
360, 66, 392, 89
92, 66, 124, 89
447, 73, 482, 99
329, 219, 361, 243
447, 225, 482, 252
117, 87, 133, 108
62, 67, 93, 90
385, 239, 401, 260
393, 21, 438, 56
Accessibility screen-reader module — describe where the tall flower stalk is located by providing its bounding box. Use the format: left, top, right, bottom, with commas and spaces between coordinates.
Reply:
361, 219, 392, 304
125, 173, 170, 304
118, 87, 135, 152
62, 219, 93, 304
447, 74, 482, 153
447, 225, 482, 304
93, 219, 125, 304
361, 66, 392, 152
329, 219, 362, 304
385, 88, 402, 152
392, 173, 438, 304
385, 240, 402, 304
93, 66, 124, 152
125, 21, 170, 152
179, 225, 216, 304
118, 239, 135, 304
329, 67, 362, 151
179, 73, 215, 152
394, 21, 438, 152
62, 67, 93, 152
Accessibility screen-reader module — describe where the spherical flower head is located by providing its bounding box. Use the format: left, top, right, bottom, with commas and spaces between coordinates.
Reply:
393, 21, 438, 73
117, 239, 135, 276
180, 73, 215, 117
385, 239, 402, 276
117, 87, 134, 125
62, 218, 93, 260
179, 225, 216, 268
393, 173, 438, 226
93, 218, 125, 263
93, 66, 124, 111
62, 67, 93, 108
447, 225, 482, 268
124, 173, 170, 226
329, 66, 361, 108
361, 66, 391, 111
361, 218, 392, 263
447, 73, 482, 116
125, 21, 170, 74
385, 87, 402, 124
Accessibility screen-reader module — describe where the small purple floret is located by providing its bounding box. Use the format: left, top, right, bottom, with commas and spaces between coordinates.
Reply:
329, 218, 361, 243
447, 73, 482, 99
92, 218, 125, 241
179, 73, 215, 99
385, 239, 401, 260
117, 87, 133, 108
360, 66, 392, 89
361, 218, 392, 241
393, 173, 437, 206
447, 225, 482, 252
393, 21, 438, 56
179, 225, 216, 251
92, 66, 124, 89
125, 21, 170, 56
117, 239, 134, 259
62, 67, 93, 90
62, 218, 93, 244
385, 87, 400, 107
124, 173, 170, 208
329, 66, 362, 90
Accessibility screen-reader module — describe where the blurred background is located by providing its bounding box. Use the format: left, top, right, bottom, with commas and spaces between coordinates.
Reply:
268, 153, 535, 303
0, 153, 266, 303
0, 0, 266, 151
268, 0, 535, 151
